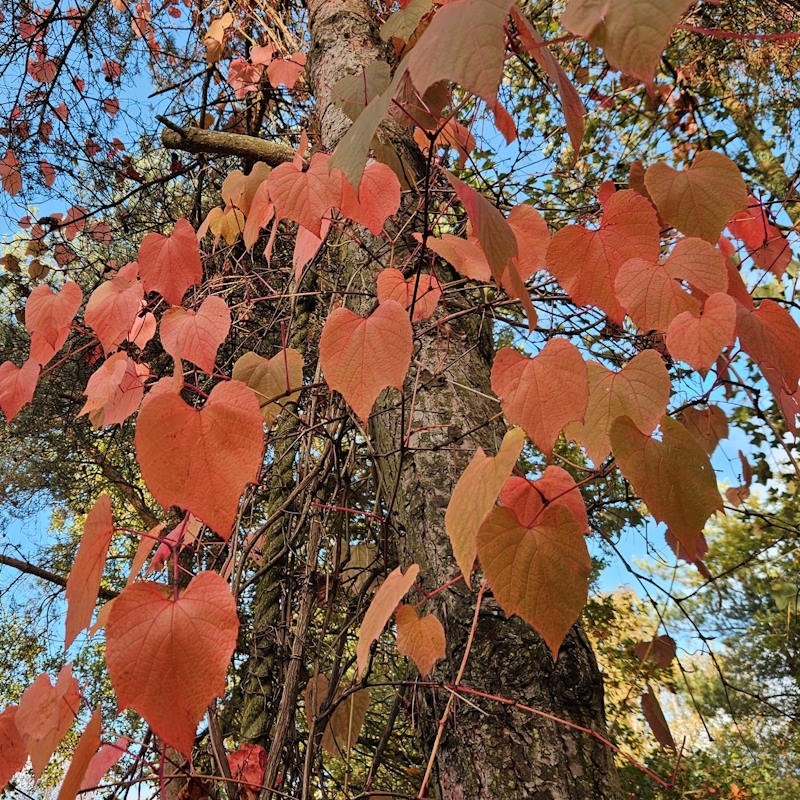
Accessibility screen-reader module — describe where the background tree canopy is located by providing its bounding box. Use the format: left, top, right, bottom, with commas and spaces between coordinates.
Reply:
1, 1, 800, 798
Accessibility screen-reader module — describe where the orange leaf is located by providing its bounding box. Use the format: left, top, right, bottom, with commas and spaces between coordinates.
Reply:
232, 348, 304, 426
267, 52, 306, 89
0, 359, 39, 422
57, 708, 102, 800
135, 380, 264, 539
105, 572, 239, 758
395, 605, 446, 677
80, 735, 129, 791
491, 339, 588, 453
311, 677, 371, 757
339, 161, 401, 235
85, 262, 144, 354
666, 292, 736, 372
160, 295, 231, 374
319, 301, 413, 423
243, 182, 275, 251
679, 405, 728, 455
477, 505, 590, 659
546, 190, 660, 324
641, 687, 676, 751
616, 238, 727, 332
0, 149, 22, 196
565, 350, 670, 465
357, 564, 419, 676
563, 0, 693, 87
221, 162, 271, 215
727, 196, 791, 277
267, 153, 342, 237
79, 353, 149, 428
25, 280, 83, 365
610, 415, 723, 562
65, 494, 115, 649
376, 268, 442, 321
425, 234, 491, 283
293, 219, 330, 281
407, 0, 515, 100
0, 706, 27, 791
645, 151, 748, 243
137, 218, 203, 306
500, 466, 589, 532
507, 204, 550, 281
15, 665, 80, 779
445, 427, 525, 581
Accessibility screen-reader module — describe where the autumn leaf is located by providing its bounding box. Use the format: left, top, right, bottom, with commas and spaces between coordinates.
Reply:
407, 0, 515, 100
563, 0, 693, 87
377, 269, 442, 321
232, 348, 304, 425
0, 149, 22, 196
105, 572, 239, 758
79, 735, 129, 791
137, 218, 203, 306
644, 151, 748, 243
0, 706, 27, 791
666, 292, 737, 372
319, 301, 413, 423
65, 494, 115, 649
546, 190, 660, 324
395, 604, 446, 676
0, 359, 39, 422
641, 687, 676, 751
57, 708, 102, 800
84, 262, 144, 354
228, 743, 267, 792
357, 564, 420, 676
477, 504, 591, 658
135, 380, 264, 539
634, 635, 677, 669
15, 665, 81, 779
25, 280, 83, 365
320, 682, 371, 758
491, 340, 588, 453
445, 427, 525, 581
727, 196, 791, 277
610, 415, 724, 561
79, 353, 149, 428
499, 466, 589, 532
679, 405, 729, 455
565, 350, 671, 465
159, 295, 231, 374
339, 161, 400, 235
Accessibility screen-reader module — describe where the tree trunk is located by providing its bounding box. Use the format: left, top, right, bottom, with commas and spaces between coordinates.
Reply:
276, 0, 623, 797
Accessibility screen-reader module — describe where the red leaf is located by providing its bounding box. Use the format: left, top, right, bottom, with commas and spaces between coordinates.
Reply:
319, 301, 413, 423
65, 494, 115, 649
228, 743, 267, 792
267, 153, 342, 237
227, 58, 263, 98
138, 218, 202, 306
135, 380, 264, 538
15, 665, 80, 779
293, 219, 330, 281
500, 466, 589, 532
40, 160, 56, 187
357, 564, 419, 676
105, 572, 239, 758
0, 359, 39, 421
666, 292, 736, 372
56, 708, 102, 800
0, 706, 27, 792
546, 190, 660, 324
266, 53, 306, 89
25, 281, 83, 365
0, 149, 22, 196
477, 504, 590, 658
339, 161, 401, 235
85, 262, 144, 354
425, 234, 491, 282
79, 353, 149, 428
243, 181, 275, 251
491, 339, 589, 453
159, 295, 231, 374
376, 268, 442, 321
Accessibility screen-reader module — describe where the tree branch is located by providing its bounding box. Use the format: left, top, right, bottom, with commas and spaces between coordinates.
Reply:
158, 119, 295, 166
0, 553, 117, 599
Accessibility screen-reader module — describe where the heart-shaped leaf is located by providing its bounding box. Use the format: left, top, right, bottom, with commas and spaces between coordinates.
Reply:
138, 218, 203, 306
666, 292, 736, 372
232, 348, 304, 425
395, 605, 446, 677
105, 571, 239, 758
160, 295, 231, 374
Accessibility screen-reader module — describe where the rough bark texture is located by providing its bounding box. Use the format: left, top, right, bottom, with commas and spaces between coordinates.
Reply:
301, 0, 623, 796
